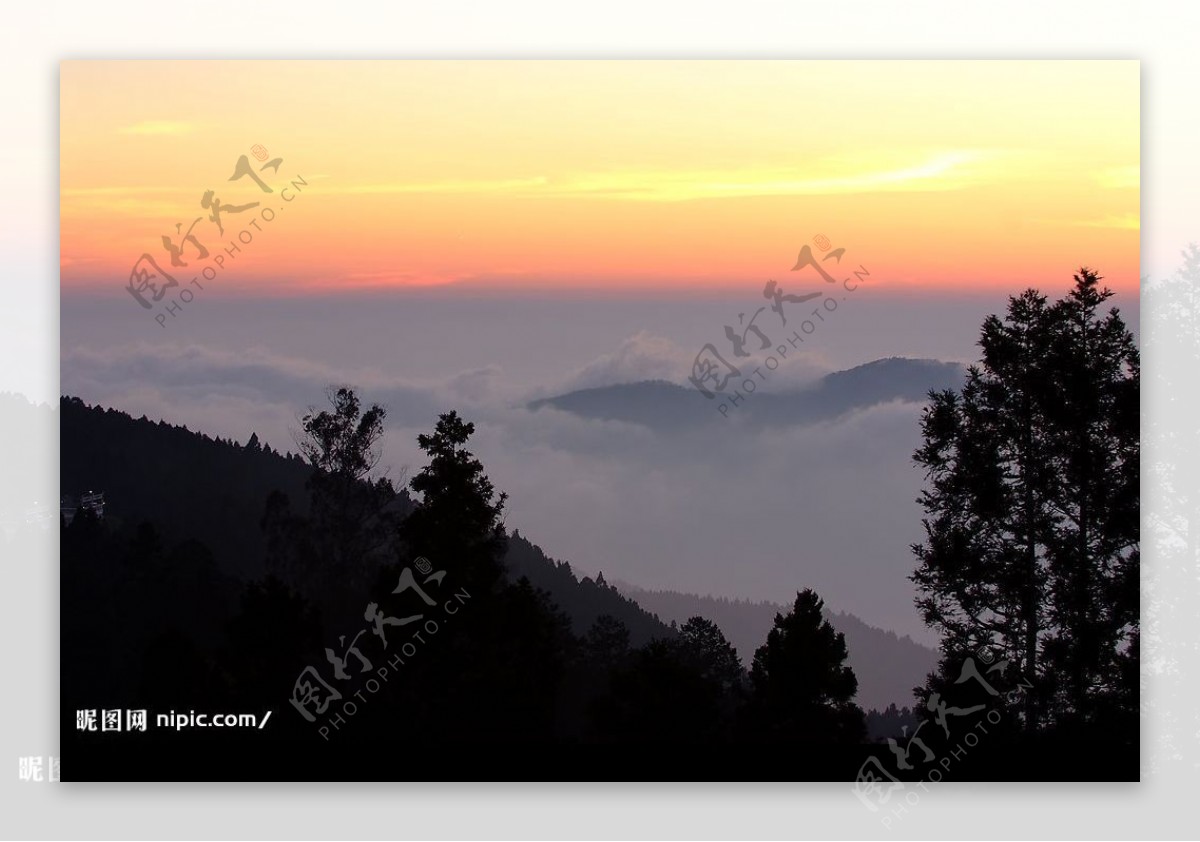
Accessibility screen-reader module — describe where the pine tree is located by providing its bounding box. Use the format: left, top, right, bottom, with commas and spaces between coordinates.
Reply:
1039, 270, 1139, 730
746, 589, 865, 742
398, 410, 507, 595
911, 269, 1139, 733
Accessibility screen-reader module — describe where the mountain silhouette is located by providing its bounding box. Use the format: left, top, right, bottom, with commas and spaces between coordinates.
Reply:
528, 357, 966, 430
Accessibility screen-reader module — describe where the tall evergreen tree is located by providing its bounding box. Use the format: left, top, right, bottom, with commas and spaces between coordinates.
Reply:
911, 269, 1139, 733
1040, 270, 1139, 730
384, 411, 576, 743
746, 589, 866, 742
398, 410, 508, 595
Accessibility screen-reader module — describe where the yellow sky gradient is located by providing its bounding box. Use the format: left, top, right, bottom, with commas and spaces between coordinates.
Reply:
60, 60, 1139, 294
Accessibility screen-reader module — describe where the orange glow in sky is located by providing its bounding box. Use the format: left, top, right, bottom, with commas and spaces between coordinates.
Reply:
60, 60, 1139, 295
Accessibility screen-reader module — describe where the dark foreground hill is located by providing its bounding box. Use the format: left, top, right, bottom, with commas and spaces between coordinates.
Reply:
59, 396, 671, 644
54, 394, 1134, 781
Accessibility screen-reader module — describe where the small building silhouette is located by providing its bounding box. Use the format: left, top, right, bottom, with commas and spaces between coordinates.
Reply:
61, 491, 105, 525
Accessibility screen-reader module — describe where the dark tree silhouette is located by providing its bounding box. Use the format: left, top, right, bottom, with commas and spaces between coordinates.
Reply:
219, 576, 323, 718
865, 703, 919, 742
583, 614, 632, 670
398, 410, 508, 595
505, 532, 672, 645
677, 616, 744, 692
745, 589, 866, 743
592, 637, 728, 744
296, 387, 386, 478
911, 268, 1139, 734
263, 387, 400, 608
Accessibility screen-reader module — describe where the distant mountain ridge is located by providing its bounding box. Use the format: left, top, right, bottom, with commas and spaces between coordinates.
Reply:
529, 357, 966, 430
613, 581, 938, 712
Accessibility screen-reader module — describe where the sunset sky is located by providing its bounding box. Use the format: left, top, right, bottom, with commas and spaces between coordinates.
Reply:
60, 60, 1139, 295
58, 59, 1143, 645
